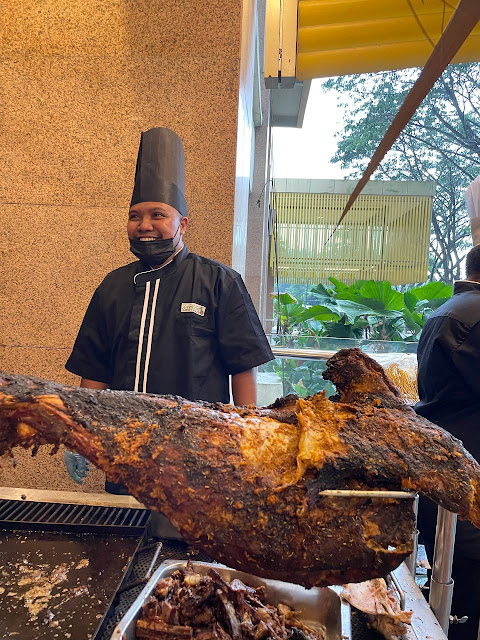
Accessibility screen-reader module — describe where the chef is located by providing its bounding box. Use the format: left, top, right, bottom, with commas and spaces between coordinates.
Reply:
64, 127, 274, 494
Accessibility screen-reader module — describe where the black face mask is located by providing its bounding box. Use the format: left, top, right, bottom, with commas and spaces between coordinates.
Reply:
129, 225, 181, 265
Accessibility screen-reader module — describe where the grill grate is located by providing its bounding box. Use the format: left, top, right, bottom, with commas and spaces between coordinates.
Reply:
0, 499, 150, 535
351, 611, 384, 639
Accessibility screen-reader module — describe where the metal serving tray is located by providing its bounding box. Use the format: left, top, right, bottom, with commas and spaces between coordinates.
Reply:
111, 559, 352, 640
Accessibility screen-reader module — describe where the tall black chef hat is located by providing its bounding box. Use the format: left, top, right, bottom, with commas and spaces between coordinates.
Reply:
130, 127, 188, 216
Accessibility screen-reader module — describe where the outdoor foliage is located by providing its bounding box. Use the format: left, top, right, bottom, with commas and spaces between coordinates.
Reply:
322, 63, 480, 283
268, 278, 452, 397
274, 278, 452, 343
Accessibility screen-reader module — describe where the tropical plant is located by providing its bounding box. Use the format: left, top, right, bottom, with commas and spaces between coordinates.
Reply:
268, 278, 453, 397
274, 278, 452, 342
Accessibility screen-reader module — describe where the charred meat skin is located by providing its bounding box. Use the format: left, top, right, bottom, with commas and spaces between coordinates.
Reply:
323, 349, 480, 527
0, 349, 479, 587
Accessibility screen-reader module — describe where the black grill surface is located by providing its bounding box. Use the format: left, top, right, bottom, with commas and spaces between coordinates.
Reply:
0, 499, 150, 534
0, 529, 141, 640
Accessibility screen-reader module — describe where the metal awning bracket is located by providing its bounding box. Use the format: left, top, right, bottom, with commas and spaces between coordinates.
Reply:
265, 0, 298, 89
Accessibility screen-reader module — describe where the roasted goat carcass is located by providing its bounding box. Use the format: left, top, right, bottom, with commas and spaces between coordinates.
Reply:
0, 348, 479, 588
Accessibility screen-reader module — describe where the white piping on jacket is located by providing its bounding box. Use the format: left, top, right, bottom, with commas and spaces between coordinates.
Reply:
142, 278, 160, 393
134, 280, 151, 392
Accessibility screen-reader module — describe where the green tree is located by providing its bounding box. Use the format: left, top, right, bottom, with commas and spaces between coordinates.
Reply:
323, 63, 480, 283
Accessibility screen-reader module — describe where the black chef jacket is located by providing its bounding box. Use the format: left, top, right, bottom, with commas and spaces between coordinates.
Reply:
66, 246, 274, 404
415, 280, 480, 463
415, 280, 480, 639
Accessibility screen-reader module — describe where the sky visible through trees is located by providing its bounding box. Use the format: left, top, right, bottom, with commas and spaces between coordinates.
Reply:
323, 63, 480, 284
273, 63, 480, 285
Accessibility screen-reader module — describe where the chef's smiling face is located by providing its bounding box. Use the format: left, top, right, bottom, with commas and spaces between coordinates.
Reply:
127, 201, 188, 242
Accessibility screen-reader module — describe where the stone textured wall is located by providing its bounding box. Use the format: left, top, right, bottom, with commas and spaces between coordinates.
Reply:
0, 0, 248, 492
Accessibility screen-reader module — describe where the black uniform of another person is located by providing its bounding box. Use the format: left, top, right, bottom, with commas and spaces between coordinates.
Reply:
66, 127, 274, 496
416, 279, 480, 640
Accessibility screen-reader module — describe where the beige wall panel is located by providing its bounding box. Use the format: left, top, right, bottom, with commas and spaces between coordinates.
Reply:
1, 0, 242, 265
0, 205, 131, 351
2, 1, 240, 58
1, 55, 239, 221
0, 0, 253, 492
0, 345, 75, 383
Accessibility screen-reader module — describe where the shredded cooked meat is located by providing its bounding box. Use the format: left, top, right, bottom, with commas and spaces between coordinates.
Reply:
341, 579, 412, 640
135, 561, 324, 640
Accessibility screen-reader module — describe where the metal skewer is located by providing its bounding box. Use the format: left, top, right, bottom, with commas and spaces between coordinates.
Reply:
318, 489, 417, 498
405, 494, 419, 576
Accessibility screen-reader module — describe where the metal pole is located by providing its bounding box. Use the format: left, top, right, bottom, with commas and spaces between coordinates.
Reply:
429, 507, 457, 634
317, 489, 416, 498
405, 494, 419, 577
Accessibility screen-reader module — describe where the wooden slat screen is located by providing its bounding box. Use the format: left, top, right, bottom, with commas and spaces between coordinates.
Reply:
269, 191, 432, 285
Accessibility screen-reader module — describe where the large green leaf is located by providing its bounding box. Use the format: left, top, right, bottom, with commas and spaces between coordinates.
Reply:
328, 277, 349, 292
333, 281, 403, 312
334, 290, 404, 317
334, 299, 392, 323
357, 281, 404, 310
352, 280, 368, 290
278, 293, 297, 306
285, 303, 307, 317
310, 284, 332, 296
293, 305, 340, 324
307, 292, 336, 306
293, 383, 308, 398
323, 319, 361, 338
404, 282, 453, 312
352, 316, 370, 330
403, 308, 424, 334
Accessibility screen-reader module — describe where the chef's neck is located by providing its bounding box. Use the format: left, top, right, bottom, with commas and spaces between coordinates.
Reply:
150, 244, 184, 270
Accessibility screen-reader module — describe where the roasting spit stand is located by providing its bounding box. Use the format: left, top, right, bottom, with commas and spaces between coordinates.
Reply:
0, 486, 449, 640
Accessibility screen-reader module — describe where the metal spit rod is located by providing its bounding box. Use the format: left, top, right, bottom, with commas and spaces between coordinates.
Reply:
429, 506, 457, 635
318, 489, 416, 498
405, 494, 419, 577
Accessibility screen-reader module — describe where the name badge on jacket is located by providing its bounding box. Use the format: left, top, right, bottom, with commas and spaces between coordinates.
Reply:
181, 303, 206, 317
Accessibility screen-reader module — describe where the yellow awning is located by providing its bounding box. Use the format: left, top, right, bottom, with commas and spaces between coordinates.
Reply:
298, 0, 480, 79
266, 0, 480, 83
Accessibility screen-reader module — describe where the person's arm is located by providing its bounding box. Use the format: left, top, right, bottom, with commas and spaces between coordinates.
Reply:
451, 321, 480, 396
231, 368, 257, 406
80, 378, 109, 390
217, 276, 273, 406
